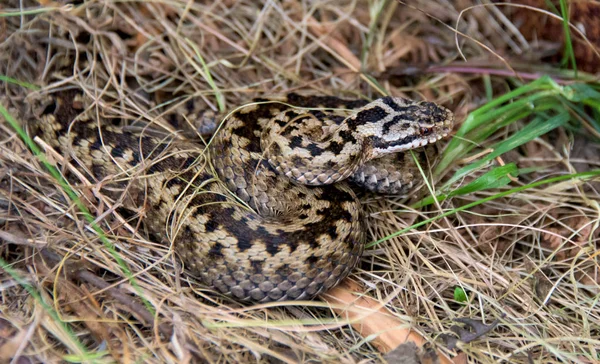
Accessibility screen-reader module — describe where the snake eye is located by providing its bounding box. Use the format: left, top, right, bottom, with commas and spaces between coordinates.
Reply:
420, 127, 431, 136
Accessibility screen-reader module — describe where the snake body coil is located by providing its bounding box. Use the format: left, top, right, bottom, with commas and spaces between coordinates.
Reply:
32, 91, 453, 302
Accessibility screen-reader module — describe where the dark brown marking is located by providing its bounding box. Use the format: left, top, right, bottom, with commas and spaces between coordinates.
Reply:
347, 106, 388, 130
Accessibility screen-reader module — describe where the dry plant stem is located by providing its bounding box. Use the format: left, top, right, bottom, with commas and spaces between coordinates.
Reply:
38, 249, 173, 338
305, 15, 361, 70
33, 136, 147, 240
322, 279, 453, 364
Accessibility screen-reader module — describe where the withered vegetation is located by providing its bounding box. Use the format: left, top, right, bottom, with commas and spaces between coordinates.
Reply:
0, 1, 599, 363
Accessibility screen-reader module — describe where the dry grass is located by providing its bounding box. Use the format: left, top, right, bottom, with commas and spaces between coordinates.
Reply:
0, 0, 599, 363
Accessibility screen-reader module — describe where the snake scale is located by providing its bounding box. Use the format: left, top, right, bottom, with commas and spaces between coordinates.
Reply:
30, 90, 454, 302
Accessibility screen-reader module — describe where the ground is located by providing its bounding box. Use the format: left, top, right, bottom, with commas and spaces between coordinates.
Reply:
0, 1, 599, 363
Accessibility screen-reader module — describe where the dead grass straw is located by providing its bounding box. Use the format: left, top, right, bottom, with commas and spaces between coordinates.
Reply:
1, 0, 599, 363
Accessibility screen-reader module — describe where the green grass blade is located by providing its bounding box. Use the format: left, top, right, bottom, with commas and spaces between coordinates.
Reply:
0, 257, 90, 357
558, 0, 577, 74
0, 103, 156, 316
367, 169, 600, 248
562, 82, 600, 102
0, 4, 73, 17
185, 38, 226, 112
435, 78, 561, 175
444, 111, 570, 187
413, 163, 518, 209
0, 75, 40, 90
435, 76, 592, 176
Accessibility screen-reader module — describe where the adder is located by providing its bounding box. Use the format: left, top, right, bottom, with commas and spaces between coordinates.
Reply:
31, 90, 454, 302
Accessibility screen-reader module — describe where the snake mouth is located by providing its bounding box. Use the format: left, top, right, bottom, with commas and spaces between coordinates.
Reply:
406, 134, 446, 150
373, 132, 449, 156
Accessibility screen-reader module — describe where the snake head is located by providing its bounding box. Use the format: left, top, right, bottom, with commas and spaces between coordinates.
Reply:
261, 95, 454, 186
356, 97, 455, 158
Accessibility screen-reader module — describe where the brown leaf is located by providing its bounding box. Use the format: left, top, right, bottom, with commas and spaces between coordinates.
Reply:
440, 315, 504, 350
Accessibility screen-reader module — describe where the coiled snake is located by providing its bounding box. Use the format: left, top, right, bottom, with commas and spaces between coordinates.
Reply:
31, 90, 454, 302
